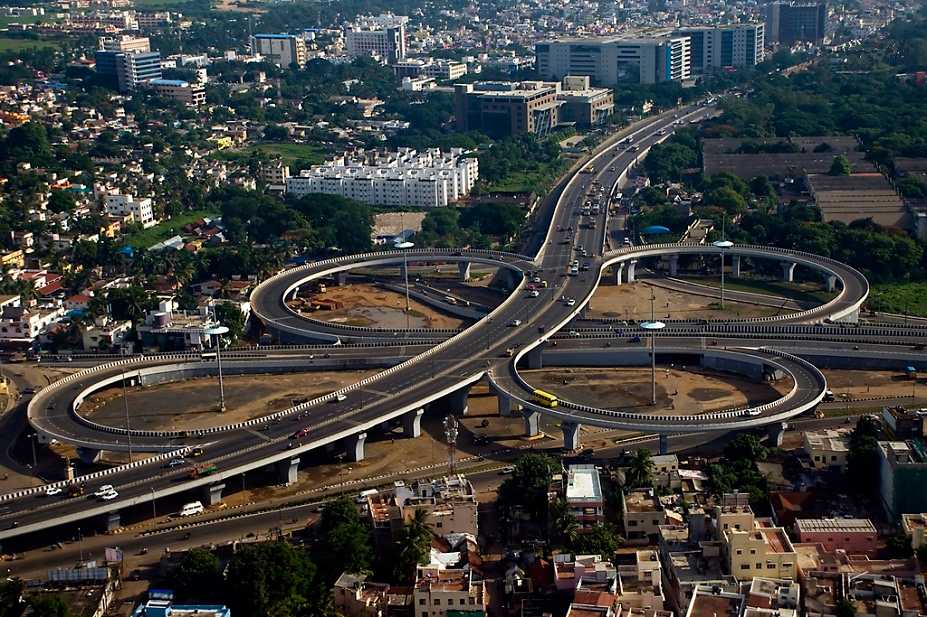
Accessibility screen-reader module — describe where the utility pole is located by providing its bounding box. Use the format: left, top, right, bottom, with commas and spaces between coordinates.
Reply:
121, 369, 133, 462
444, 415, 458, 475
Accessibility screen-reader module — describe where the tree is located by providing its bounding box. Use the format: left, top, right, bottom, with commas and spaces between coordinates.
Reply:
27, 596, 68, 617
549, 499, 580, 548
393, 508, 432, 582
314, 496, 373, 582
497, 453, 557, 520
829, 155, 852, 176
0, 578, 25, 617
706, 186, 747, 215
834, 597, 857, 617
724, 434, 769, 462
47, 191, 76, 214
575, 523, 623, 558
625, 449, 655, 488
170, 548, 223, 603
213, 303, 246, 343
846, 416, 881, 497
263, 124, 289, 141
225, 541, 325, 617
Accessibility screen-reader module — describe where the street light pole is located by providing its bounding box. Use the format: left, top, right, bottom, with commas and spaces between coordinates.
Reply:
205, 325, 229, 413
713, 239, 734, 311
394, 240, 415, 330
121, 369, 133, 462
641, 290, 666, 406
151, 487, 156, 520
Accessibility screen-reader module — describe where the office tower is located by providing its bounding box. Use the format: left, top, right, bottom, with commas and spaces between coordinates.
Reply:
95, 49, 161, 92
535, 35, 691, 86
250, 34, 308, 68
676, 24, 765, 73
345, 14, 409, 63
766, 2, 828, 44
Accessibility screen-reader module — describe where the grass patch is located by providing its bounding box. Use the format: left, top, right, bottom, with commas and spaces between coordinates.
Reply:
869, 282, 927, 317
679, 276, 835, 305
0, 36, 60, 52
124, 209, 218, 248
481, 164, 567, 194
0, 14, 48, 27
133, 0, 191, 7
213, 142, 325, 166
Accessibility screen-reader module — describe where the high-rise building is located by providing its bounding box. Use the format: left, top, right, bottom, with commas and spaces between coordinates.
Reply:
99, 34, 151, 53
765, 2, 828, 45
250, 34, 307, 68
95, 48, 161, 92
675, 24, 765, 73
535, 35, 691, 86
345, 14, 408, 63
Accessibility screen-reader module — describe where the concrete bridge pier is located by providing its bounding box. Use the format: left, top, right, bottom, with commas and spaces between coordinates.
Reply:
523, 409, 541, 437
103, 511, 121, 533
627, 260, 638, 283
767, 422, 787, 447
458, 261, 472, 281
336, 272, 348, 286
202, 482, 226, 506
497, 394, 513, 417
668, 255, 679, 277
346, 432, 367, 462
525, 346, 543, 370
781, 262, 796, 283
445, 385, 472, 416
276, 458, 300, 486
826, 274, 837, 293
659, 434, 669, 455
402, 408, 425, 438
77, 447, 102, 465
732, 255, 742, 278
613, 264, 624, 286
290, 286, 300, 300
562, 422, 581, 451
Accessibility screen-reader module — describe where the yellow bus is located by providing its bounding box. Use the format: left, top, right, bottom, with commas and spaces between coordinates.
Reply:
533, 389, 559, 408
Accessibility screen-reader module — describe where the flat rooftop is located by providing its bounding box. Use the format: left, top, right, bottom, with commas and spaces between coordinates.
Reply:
625, 490, 660, 513
796, 518, 876, 535
566, 464, 602, 502
688, 591, 744, 617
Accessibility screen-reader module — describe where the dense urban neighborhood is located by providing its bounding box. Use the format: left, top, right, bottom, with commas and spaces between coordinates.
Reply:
0, 0, 923, 615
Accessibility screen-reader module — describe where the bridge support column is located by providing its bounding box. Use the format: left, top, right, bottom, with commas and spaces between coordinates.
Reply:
103, 511, 121, 533
526, 346, 543, 370
627, 260, 638, 283
781, 262, 796, 283
346, 432, 367, 462
276, 458, 300, 486
458, 261, 471, 281
445, 385, 471, 416
497, 394, 514, 417
766, 422, 787, 448
668, 255, 679, 277
826, 274, 837, 293
402, 408, 424, 438
659, 434, 669, 455
562, 422, 581, 451
77, 447, 102, 465
291, 286, 300, 300
336, 272, 348, 286
202, 482, 226, 506
523, 410, 540, 437
578, 305, 588, 319
732, 255, 741, 278
614, 264, 624, 286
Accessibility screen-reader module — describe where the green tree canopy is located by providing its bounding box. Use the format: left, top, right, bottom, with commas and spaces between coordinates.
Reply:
829, 155, 853, 176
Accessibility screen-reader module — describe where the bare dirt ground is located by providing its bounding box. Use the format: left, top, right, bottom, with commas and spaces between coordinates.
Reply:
589, 281, 788, 320
82, 371, 376, 432
213, 0, 267, 13
302, 283, 466, 329
523, 366, 792, 415
821, 369, 926, 402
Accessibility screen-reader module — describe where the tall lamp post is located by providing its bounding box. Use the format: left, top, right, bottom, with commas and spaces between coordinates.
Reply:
394, 239, 415, 330
641, 290, 665, 406
712, 240, 733, 310
205, 325, 229, 412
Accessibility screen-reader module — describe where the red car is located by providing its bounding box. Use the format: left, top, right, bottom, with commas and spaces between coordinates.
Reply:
292, 427, 311, 440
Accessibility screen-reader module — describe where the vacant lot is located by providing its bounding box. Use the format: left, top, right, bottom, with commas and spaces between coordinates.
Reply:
304, 283, 466, 329
82, 370, 376, 431
589, 282, 787, 320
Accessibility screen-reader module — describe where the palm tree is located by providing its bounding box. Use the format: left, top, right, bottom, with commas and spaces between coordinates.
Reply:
626, 449, 655, 488
394, 508, 432, 583
548, 499, 580, 549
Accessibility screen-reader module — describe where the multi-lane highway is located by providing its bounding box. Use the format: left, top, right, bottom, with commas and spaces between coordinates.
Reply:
0, 100, 909, 544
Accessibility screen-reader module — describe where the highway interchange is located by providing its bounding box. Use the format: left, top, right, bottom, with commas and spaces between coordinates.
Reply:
0, 101, 925, 545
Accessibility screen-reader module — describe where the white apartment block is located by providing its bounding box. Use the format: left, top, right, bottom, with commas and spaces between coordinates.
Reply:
394, 58, 468, 81
250, 34, 307, 68
676, 24, 765, 73
149, 79, 205, 107
413, 566, 486, 617
345, 14, 409, 63
104, 194, 156, 228
99, 34, 150, 53
286, 148, 478, 208
0, 304, 65, 343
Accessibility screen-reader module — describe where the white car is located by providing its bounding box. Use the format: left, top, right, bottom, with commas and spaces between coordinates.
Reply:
528, 290, 540, 297
99, 490, 119, 501
566, 298, 576, 307
44, 486, 62, 497
335, 393, 347, 402
94, 485, 115, 497
166, 458, 186, 468
509, 319, 522, 327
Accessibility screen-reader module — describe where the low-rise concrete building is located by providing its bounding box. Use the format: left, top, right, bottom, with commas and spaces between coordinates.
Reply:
149, 78, 206, 107
622, 489, 667, 543
566, 464, 604, 532
901, 513, 927, 551
795, 519, 878, 556
413, 566, 486, 617
803, 428, 852, 470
